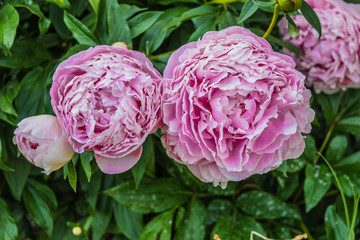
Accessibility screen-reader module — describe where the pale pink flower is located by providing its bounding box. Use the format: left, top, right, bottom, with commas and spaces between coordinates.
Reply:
14, 115, 74, 174
161, 26, 314, 188
50, 46, 162, 174
279, 0, 360, 94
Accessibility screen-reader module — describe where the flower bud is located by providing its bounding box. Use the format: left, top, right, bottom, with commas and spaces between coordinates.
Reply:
111, 42, 129, 49
278, 0, 303, 12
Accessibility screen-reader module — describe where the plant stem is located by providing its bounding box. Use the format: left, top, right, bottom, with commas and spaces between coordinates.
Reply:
314, 122, 336, 164
300, 221, 315, 240
263, 4, 280, 39
149, 50, 176, 60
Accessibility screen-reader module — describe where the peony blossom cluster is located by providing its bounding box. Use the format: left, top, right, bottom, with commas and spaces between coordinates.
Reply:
14, 27, 314, 187
161, 27, 314, 188
279, 0, 360, 94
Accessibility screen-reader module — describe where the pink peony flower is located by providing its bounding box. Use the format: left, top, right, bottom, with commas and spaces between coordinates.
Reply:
279, 0, 360, 94
161, 26, 314, 188
13, 115, 75, 174
50, 46, 162, 174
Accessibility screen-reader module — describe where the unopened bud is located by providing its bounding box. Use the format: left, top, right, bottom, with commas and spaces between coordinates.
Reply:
111, 42, 129, 49
72, 226, 82, 236
278, 0, 303, 12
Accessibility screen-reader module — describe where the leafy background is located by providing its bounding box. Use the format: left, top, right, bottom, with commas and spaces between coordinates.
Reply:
1, 0, 360, 239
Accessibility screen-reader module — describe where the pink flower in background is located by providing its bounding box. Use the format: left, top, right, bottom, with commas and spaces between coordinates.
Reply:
14, 115, 74, 174
161, 26, 314, 188
279, 0, 360, 94
51, 46, 162, 174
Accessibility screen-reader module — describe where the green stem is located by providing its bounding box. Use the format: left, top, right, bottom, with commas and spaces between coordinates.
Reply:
318, 152, 351, 230
263, 4, 280, 39
149, 50, 176, 60
300, 221, 315, 240
314, 122, 336, 164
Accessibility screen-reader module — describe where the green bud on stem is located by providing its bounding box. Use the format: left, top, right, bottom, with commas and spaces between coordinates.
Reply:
278, 0, 303, 12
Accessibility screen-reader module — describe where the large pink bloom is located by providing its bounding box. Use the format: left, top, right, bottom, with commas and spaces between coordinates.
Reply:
161, 26, 314, 188
279, 0, 360, 94
14, 115, 75, 174
51, 46, 162, 174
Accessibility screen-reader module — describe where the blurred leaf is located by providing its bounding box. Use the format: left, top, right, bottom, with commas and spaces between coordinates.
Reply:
286, 14, 299, 38
206, 199, 232, 225
15, 65, 54, 121
303, 135, 317, 163
140, 7, 188, 55
325, 205, 348, 240
326, 135, 347, 164
119, 4, 146, 20
316, 93, 340, 126
45, 0, 71, 9
304, 164, 332, 212
0, 198, 18, 240
0, 4, 19, 54
4, 156, 32, 201
211, 215, 266, 240
129, 11, 163, 38
174, 198, 207, 240
336, 117, 360, 136
156, 0, 199, 5
236, 190, 301, 219
334, 151, 360, 196
0, 80, 20, 117
277, 173, 299, 200
114, 204, 143, 240
278, 158, 306, 174
49, 3, 70, 40
249, 28, 303, 56
105, 178, 190, 213
180, 5, 217, 22
64, 11, 98, 46
107, 0, 131, 46
80, 151, 93, 182
188, 15, 217, 42
9, 0, 51, 36
341, 89, 360, 118
300, 1, 322, 38
91, 196, 112, 240
23, 180, 55, 235
132, 136, 154, 188
139, 208, 175, 240
89, 0, 100, 15
28, 179, 58, 210
0, 39, 52, 68
238, 0, 258, 23
68, 157, 78, 192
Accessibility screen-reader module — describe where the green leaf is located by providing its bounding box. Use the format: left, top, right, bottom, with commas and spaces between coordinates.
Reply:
304, 164, 332, 212
211, 215, 266, 240
286, 14, 299, 38
132, 136, 154, 188
80, 151, 93, 182
174, 198, 207, 240
278, 158, 306, 174
68, 156, 78, 192
188, 15, 217, 42
63, 11, 98, 46
236, 190, 301, 219
0, 198, 18, 240
300, 1, 322, 38
238, 0, 258, 23
276, 173, 299, 200
105, 178, 190, 213
45, 0, 71, 9
336, 117, 360, 136
302, 135, 317, 163
325, 205, 348, 240
114, 204, 143, 240
107, 0, 131, 45
91, 196, 112, 240
156, 0, 199, 5
15, 65, 54, 121
341, 89, 360, 118
9, 0, 51, 36
0, 39, 52, 68
28, 179, 58, 210
206, 199, 232, 225
316, 93, 340, 126
180, 6, 217, 22
0, 79, 20, 117
4, 156, 32, 201
129, 11, 163, 38
0, 4, 19, 54
139, 208, 175, 240
326, 135, 347, 164
23, 181, 54, 235
89, 0, 100, 15
60, 44, 91, 61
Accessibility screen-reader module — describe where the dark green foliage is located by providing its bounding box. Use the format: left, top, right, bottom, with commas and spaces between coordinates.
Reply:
0, 0, 359, 239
